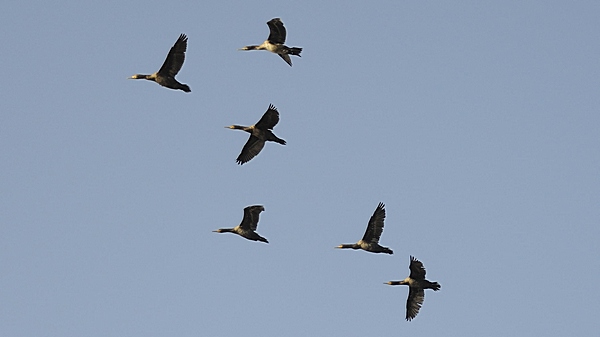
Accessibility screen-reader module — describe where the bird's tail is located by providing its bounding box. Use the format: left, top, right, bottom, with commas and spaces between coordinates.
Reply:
286, 47, 302, 57
272, 136, 286, 145
428, 281, 441, 291
178, 83, 191, 93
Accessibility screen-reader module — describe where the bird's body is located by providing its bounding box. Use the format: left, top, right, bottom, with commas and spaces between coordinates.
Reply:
213, 205, 268, 243
336, 202, 393, 254
226, 104, 286, 165
129, 34, 191, 92
239, 18, 302, 66
386, 256, 441, 321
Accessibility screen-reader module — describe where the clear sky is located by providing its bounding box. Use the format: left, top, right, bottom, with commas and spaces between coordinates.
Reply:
1, 1, 599, 336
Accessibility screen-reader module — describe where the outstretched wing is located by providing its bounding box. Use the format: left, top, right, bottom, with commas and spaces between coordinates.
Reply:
241, 205, 265, 230
405, 287, 424, 321
361, 202, 386, 243
266, 18, 286, 44
255, 104, 280, 130
409, 256, 427, 280
237, 135, 265, 165
158, 34, 188, 77
278, 53, 293, 66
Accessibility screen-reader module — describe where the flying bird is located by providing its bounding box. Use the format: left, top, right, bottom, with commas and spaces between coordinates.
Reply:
336, 202, 393, 254
385, 256, 441, 321
239, 18, 302, 66
129, 34, 191, 92
213, 205, 269, 243
226, 104, 286, 165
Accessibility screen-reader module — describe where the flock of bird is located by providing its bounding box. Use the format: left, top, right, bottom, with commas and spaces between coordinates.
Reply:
129, 18, 441, 321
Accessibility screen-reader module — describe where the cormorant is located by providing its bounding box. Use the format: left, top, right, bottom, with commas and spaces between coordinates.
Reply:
239, 18, 302, 66
226, 104, 286, 165
336, 202, 393, 254
213, 205, 268, 243
385, 256, 441, 321
129, 34, 191, 92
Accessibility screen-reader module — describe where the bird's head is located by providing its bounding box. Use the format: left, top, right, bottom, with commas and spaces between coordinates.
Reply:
129, 74, 142, 79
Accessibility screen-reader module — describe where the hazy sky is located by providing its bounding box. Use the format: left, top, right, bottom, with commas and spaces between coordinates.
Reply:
1, 1, 599, 336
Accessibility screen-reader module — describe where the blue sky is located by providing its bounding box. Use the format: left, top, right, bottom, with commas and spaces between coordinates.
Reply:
1, 1, 599, 336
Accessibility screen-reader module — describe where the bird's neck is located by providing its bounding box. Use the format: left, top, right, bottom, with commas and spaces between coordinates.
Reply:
338, 244, 360, 250
231, 125, 254, 133
131, 74, 153, 80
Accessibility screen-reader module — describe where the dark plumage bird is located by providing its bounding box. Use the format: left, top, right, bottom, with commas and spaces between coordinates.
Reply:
385, 256, 441, 321
213, 205, 269, 243
239, 18, 302, 66
226, 104, 286, 165
129, 34, 191, 92
336, 202, 393, 254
